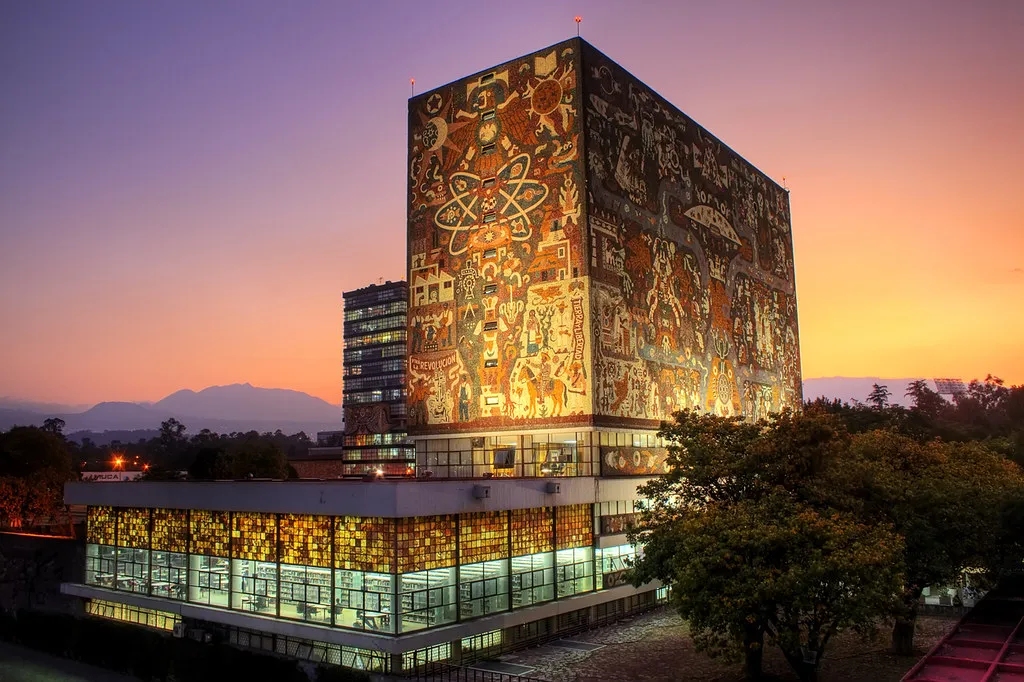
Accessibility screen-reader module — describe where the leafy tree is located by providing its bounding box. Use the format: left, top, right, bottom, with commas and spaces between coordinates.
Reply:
228, 434, 288, 479
41, 417, 66, 436
843, 430, 1023, 654
630, 410, 901, 681
867, 383, 892, 410
0, 427, 74, 530
188, 447, 232, 480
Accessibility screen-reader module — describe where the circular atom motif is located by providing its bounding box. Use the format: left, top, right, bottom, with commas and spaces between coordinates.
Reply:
422, 117, 448, 152
532, 79, 563, 116
717, 374, 734, 403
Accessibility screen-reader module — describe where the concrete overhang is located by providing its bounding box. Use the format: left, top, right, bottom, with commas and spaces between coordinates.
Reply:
64, 477, 653, 517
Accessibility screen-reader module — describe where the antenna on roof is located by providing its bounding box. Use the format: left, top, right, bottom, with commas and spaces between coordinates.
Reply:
575, 15, 582, 37
782, 176, 789, 192
410, 77, 415, 96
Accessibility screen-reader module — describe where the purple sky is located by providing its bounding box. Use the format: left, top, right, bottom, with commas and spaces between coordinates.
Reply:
2, 0, 1022, 406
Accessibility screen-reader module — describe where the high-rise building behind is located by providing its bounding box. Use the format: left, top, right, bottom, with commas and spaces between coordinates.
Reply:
407, 38, 802, 477
341, 280, 413, 474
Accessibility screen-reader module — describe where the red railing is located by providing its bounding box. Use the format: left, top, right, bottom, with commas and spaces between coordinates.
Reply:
903, 588, 1024, 682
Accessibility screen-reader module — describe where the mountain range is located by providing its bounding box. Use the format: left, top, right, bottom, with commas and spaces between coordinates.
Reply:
0, 377, 950, 441
0, 383, 342, 439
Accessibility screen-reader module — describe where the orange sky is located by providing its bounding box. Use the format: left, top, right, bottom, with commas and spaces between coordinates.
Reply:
1, 0, 1021, 407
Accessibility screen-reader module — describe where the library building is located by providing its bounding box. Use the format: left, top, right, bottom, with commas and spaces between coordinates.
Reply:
62, 36, 801, 675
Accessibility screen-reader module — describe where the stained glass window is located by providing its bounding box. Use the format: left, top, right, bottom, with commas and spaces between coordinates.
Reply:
87, 506, 116, 546
335, 516, 395, 574
279, 514, 331, 567
151, 508, 187, 553
397, 515, 455, 573
117, 508, 150, 549
189, 510, 231, 558
511, 507, 553, 555
459, 511, 509, 565
556, 504, 593, 550
231, 512, 277, 562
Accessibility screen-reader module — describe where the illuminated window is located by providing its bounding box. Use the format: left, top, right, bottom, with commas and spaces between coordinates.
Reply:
483, 284, 497, 295
483, 249, 497, 259
397, 516, 456, 573
484, 359, 498, 368
482, 110, 495, 121
483, 321, 497, 331
482, 143, 496, 155
483, 212, 496, 223
484, 396, 499, 406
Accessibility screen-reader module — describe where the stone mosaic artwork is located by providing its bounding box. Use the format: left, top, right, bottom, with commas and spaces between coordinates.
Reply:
407, 39, 801, 434
583, 42, 801, 427
408, 42, 591, 432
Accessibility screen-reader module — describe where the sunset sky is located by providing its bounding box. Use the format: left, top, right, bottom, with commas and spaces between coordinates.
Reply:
2, 0, 1021, 407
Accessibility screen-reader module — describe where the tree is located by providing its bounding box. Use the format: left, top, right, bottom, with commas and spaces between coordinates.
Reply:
630, 410, 902, 681
40, 417, 66, 436
188, 447, 232, 480
228, 435, 288, 479
0, 427, 74, 530
843, 430, 1022, 654
867, 383, 891, 410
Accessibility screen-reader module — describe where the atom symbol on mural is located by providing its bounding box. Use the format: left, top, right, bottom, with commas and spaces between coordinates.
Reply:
434, 153, 549, 256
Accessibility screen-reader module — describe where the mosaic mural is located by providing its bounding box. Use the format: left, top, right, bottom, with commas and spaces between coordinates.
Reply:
408, 41, 592, 433
600, 446, 671, 477
408, 39, 801, 434
581, 41, 802, 425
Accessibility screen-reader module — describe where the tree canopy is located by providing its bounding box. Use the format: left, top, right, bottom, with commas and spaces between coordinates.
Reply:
631, 400, 1024, 680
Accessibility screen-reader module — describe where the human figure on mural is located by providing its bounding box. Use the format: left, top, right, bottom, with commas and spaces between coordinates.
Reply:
526, 309, 541, 354
458, 378, 471, 422
412, 317, 423, 353
438, 303, 453, 347
538, 351, 553, 402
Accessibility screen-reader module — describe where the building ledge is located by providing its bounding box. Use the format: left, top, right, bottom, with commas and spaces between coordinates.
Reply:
64, 477, 652, 517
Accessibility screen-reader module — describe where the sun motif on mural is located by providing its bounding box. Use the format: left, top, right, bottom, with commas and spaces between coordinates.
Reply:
434, 153, 549, 256
522, 52, 576, 137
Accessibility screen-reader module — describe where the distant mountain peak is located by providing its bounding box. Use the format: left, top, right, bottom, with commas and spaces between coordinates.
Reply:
0, 383, 341, 436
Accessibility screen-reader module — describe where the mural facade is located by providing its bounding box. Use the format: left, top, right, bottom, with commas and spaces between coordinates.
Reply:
408, 41, 593, 433
581, 42, 802, 428
408, 38, 802, 435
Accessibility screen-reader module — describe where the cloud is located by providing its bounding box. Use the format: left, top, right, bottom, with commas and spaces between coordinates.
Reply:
1012, 267, 1023, 274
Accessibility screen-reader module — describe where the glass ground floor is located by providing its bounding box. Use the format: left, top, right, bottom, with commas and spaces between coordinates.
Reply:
82, 587, 668, 675
83, 504, 637, 635
84, 543, 629, 634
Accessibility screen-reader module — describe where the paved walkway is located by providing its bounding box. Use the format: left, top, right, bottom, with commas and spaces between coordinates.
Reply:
0, 642, 139, 682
